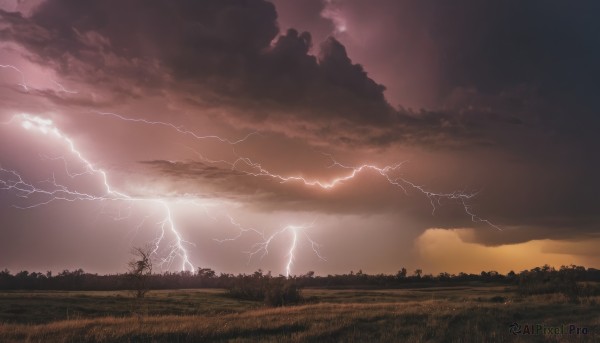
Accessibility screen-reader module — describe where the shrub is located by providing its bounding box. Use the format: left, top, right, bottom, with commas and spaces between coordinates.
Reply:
227, 274, 303, 306
264, 278, 302, 307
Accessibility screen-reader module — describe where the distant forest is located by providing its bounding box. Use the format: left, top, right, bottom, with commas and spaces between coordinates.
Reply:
2, 265, 600, 293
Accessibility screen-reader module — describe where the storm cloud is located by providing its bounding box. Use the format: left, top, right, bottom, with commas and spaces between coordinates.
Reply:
0, 0, 547, 148
0, 0, 599, 274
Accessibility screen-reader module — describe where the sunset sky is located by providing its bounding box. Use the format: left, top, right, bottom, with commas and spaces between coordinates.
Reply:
1, 0, 598, 276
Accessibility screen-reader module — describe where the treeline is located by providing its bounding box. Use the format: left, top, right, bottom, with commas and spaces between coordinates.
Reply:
1, 265, 599, 291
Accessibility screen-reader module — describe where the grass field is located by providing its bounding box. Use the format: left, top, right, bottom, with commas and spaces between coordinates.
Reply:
0, 286, 598, 342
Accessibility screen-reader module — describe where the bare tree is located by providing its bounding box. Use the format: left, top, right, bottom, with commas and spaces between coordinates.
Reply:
128, 246, 153, 298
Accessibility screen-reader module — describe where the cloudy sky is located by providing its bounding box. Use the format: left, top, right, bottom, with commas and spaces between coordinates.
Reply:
1, 0, 598, 276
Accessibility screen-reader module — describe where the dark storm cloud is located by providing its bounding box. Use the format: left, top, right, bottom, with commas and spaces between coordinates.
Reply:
273, 0, 600, 148
2, 0, 599, 148
0, 0, 532, 148
0, 1, 392, 120
139, 149, 600, 246
140, 159, 449, 217
269, 0, 334, 48
139, 157, 600, 248
2, 0, 599, 248
141, 160, 245, 180
291, 0, 600, 246
426, 1, 600, 101
426, 1, 600, 153
463, 224, 600, 248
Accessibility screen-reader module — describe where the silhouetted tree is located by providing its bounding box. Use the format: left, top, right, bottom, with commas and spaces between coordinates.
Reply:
1, 265, 599, 294
127, 246, 153, 298
197, 267, 216, 278
396, 268, 407, 279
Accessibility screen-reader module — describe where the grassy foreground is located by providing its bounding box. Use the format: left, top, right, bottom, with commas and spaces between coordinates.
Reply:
0, 287, 598, 342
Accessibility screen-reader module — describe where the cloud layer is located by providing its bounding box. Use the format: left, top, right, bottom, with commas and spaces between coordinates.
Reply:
0, 0, 598, 273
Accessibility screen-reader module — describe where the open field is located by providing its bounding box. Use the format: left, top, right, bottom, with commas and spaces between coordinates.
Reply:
0, 286, 598, 342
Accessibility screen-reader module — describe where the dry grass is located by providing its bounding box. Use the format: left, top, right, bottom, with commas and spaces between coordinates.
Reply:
0, 289, 598, 342
0, 289, 258, 324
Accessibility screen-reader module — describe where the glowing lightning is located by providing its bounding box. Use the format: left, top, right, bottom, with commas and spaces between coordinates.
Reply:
85, 109, 499, 233
0, 113, 195, 271
217, 217, 324, 277
1, 64, 80, 94
153, 200, 195, 272
1, 57, 502, 278
91, 111, 258, 145
0, 64, 29, 91
45, 109, 499, 275
192, 151, 501, 231
50, 79, 78, 94
286, 228, 298, 278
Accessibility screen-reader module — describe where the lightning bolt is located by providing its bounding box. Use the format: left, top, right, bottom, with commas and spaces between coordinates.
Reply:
0, 113, 195, 272
1, 64, 79, 94
50, 79, 78, 94
153, 200, 194, 271
217, 217, 323, 277
1, 110, 499, 277
1, 64, 500, 277
285, 228, 298, 278
1, 64, 29, 91
91, 111, 258, 145
192, 151, 501, 231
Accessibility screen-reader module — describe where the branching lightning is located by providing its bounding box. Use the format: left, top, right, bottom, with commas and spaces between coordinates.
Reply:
217, 217, 324, 277
0, 113, 195, 272
1, 72, 500, 276
1, 64, 88, 94
152, 200, 195, 271
192, 150, 501, 231
91, 111, 258, 145
50, 79, 78, 94
202, 149, 499, 275
0, 64, 29, 91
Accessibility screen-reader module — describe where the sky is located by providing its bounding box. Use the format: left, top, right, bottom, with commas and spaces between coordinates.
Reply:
0, 0, 599, 276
